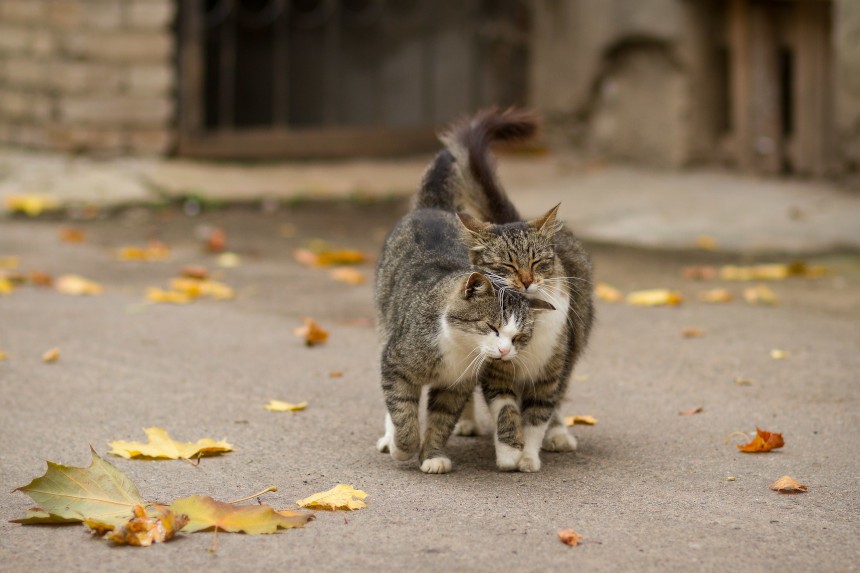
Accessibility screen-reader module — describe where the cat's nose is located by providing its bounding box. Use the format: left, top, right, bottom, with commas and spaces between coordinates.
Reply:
521, 277, 532, 288
498, 346, 510, 357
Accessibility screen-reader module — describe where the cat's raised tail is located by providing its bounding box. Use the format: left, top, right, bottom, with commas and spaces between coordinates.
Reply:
442, 107, 539, 224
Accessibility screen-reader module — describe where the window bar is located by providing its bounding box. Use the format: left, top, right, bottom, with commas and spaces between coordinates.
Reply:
323, 2, 341, 126
219, 0, 237, 130
273, 2, 289, 127
421, 14, 435, 124
180, 0, 204, 135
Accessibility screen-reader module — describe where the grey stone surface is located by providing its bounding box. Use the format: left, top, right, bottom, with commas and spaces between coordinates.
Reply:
0, 207, 858, 572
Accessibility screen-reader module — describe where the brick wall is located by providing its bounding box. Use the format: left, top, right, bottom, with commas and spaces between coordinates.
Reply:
0, 0, 175, 155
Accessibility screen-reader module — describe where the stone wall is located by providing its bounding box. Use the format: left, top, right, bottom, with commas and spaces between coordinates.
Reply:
835, 0, 860, 178
0, 0, 175, 155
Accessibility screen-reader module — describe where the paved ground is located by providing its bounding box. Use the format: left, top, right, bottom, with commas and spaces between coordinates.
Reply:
1, 202, 858, 572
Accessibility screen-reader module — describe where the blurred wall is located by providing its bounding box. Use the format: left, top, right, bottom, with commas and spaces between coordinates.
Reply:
835, 0, 860, 176
0, 0, 175, 155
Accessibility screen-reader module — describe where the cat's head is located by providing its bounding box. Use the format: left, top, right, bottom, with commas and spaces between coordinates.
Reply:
444, 273, 554, 362
458, 204, 563, 296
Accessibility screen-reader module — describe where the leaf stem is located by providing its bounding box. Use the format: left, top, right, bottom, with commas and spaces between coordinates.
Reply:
227, 486, 278, 505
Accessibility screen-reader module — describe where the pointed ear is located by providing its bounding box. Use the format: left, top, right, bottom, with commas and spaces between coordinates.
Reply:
529, 203, 562, 234
528, 297, 556, 312
457, 212, 491, 236
463, 272, 493, 299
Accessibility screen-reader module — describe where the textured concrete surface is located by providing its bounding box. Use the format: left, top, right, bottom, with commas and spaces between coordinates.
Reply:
1, 205, 858, 572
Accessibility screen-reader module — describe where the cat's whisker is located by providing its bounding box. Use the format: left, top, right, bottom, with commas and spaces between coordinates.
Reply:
453, 349, 485, 387
543, 275, 594, 286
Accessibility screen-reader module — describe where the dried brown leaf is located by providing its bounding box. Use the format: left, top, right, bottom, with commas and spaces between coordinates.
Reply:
735, 427, 784, 453
769, 475, 807, 493
294, 318, 328, 346
679, 406, 704, 416
681, 327, 704, 338
557, 529, 582, 547
42, 347, 60, 363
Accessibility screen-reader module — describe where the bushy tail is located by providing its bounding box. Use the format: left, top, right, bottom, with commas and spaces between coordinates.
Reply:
441, 107, 539, 224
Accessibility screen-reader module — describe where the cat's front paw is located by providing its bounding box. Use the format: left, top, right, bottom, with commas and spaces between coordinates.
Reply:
389, 441, 415, 461
376, 435, 390, 453
453, 419, 484, 437
420, 457, 452, 474
542, 426, 578, 452
517, 454, 541, 473
495, 442, 522, 471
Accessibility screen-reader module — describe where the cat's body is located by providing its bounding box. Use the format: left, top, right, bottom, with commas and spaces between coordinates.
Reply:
374, 158, 551, 473
436, 108, 595, 468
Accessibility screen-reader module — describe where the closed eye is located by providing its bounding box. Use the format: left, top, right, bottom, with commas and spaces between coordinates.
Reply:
512, 334, 522, 344
486, 323, 499, 335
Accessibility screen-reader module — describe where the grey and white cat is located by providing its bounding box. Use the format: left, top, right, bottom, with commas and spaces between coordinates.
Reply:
374, 154, 554, 474
437, 108, 595, 469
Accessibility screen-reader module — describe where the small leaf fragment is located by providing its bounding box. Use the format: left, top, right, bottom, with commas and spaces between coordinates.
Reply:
0, 277, 14, 295
296, 484, 367, 511
59, 228, 86, 243
56, 274, 103, 296
769, 475, 807, 493
743, 284, 778, 305
41, 347, 60, 363
557, 529, 583, 547
594, 282, 623, 303
170, 495, 313, 534
108, 427, 232, 460
734, 377, 754, 386
564, 415, 597, 426
329, 267, 366, 285
329, 371, 343, 378
681, 327, 704, 338
679, 406, 704, 416
735, 427, 784, 453
0, 349, 7, 361
294, 317, 328, 346
294, 248, 367, 267
682, 265, 717, 280
217, 252, 241, 268
626, 289, 683, 307
102, 505, 188, 546
0, 256, 19, 269
694, 235, 717, 251
770, 349, 788, 360
263, 400, 307, 412
205, 228, 227, 253
698, 288, 733, 303
5, 194, 59, 216
146, 288, 192, 304
116, 241, 171, 262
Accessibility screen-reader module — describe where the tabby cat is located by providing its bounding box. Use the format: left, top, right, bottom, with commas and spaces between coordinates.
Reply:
438, 108, 595, 468
374, 152, 553, 474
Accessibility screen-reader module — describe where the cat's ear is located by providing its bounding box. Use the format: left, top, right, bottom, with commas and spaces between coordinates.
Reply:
529, 203, 562, 235
457, 212, 491, 237
463, 272, 493, 299
528, 297, 556, 312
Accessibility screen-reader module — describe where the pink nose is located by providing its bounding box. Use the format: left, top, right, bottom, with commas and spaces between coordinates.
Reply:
498, 346, 510, 357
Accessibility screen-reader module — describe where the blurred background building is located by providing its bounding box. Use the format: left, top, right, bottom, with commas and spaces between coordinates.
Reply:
0, 0, 858, 180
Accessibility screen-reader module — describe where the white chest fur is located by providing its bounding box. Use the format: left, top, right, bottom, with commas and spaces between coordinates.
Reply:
436, 317, 485, 387
515, 283, 569, 382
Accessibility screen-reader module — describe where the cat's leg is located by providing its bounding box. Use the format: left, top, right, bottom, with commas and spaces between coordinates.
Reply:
542, 408, 578, 452
419, 385, 473, 474
481, 372, 523, 470
518, 380, 559, 472
380, 371, 422, 462
452, 390, 485, 436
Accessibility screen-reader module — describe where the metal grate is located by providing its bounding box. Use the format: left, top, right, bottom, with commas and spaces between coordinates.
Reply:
178, 0, 529, 159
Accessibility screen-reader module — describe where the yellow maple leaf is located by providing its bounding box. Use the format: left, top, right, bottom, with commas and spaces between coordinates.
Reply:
770, 349, 788, 359
564, 415, 597, 426
626, 289, 683, 307
41, 347, 60, 363
296, 484, 367, 511
108, 427, 232, 460
5, 194, 60, 216
55, 274, 103, 296
0, 277, 13, 295
146, 288, 193, 304
698, 288, 733, 303
263, 400, 308, 412
170, 495, 312, 536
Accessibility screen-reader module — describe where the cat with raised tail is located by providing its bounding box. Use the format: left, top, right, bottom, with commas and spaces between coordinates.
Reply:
437, 108, 595, 469
374, 151, 554, 474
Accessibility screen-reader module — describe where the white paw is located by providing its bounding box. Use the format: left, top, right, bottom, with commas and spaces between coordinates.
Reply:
420, 457, 452, 474
453, 419, 483, 436
542, 428, 578, 452
518, 454, 541, 473
389, 442, 414, 461
376, 435, 390, 453
495, 442, 522, 471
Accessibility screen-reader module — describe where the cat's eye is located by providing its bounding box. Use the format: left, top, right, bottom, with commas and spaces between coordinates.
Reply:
512, 334, 522, 344
486, 323, 499, 335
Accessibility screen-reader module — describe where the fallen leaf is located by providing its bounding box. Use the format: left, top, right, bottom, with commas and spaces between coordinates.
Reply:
170, 495, 313, 535
59, 227, 86, 243
29, 271, 53, 286
146, 287, 193, 304
0, 349, 7, 361
557, 529, 583, 547
699, 288, 733, 303
743, 284, 778, 305
734, 427, 785, 453
116, 241, 171, 262
89, 504, 188, 546
595, 282, 623, 303
574, 373, 590, 381
564, 415, 597, 426
329, 267, 366, 285
720, 262, 814, 281
294, 317, 328, 346
12, 447, 145, 527
55, 274, 103, 296
263, 400, 307, 412
42, 347, 60, 363
206, 228, 227, 253
769, 475, 808, 493
217, 252, 241, 268
108, 427, 232, 460
681, 327, 704, 338
726, 476, 736, 481
329, 371, 343, 378
682, 266, 717, 280
5, 194, 59, 216
770, 349, 788, 360
180, 265, 209, 280
695, 235, 717, 250
296, 484, 367, 511
626, 289, 683, 306
679, 406, 704, 416
0, 256, 19, 269
734, 377, 754, 386
170, 278, 235, 300
0, 277, 13, 295
293, 248, 367, 267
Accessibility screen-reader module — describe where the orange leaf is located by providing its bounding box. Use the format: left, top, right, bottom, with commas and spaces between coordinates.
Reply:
681, 327, 704, 338
329, 267, 367, 285
679, 406, 703, 416
682, 266, 717, 280
557, 529, 582, 547
206, 228, 227, 253
698, 288, 733, 303
594, 282, 623, 303
294, 318, 328, 346
92, 504, 188, 546
769, 475, 807, 493
736, 427, 784, 453
59, 227, 86, 243
42, 348, 60, 363
294, 248, 367, 267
